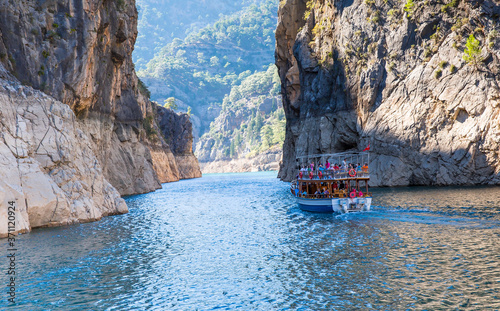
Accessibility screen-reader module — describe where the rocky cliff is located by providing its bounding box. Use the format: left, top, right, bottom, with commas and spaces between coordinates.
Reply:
0, 64, 127, 237
0, 0, 200, 236
194, 65, 285, 173
277, 0, 500, 186
156, 105, 202, 180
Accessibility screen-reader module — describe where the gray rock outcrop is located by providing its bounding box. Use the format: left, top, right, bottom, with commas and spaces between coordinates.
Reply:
276, 0, 500, 186
156, 105, 202, 180
0, 65, 126, 237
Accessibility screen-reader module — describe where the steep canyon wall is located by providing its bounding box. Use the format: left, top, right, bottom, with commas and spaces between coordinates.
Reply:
277, 0, 500, 186
0, 0, 200, 236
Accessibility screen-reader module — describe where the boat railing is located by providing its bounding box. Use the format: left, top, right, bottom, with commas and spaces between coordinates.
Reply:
298, 169, 370, 180
296, 192, 372, 199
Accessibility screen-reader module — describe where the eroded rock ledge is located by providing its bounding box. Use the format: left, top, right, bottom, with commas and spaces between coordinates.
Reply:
277, 0, 500, 186
0, 66, 127, 237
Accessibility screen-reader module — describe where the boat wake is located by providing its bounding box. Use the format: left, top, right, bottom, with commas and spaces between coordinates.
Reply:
336, 206, 500, 229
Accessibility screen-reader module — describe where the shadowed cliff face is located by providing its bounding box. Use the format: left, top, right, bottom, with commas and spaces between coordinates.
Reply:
0, 0, 143, 119
276, 0, 500, 186
156, 106, 202, 180
0, 0, 200, 195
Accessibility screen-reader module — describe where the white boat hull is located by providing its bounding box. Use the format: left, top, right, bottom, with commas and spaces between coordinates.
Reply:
296, 197, 372, 213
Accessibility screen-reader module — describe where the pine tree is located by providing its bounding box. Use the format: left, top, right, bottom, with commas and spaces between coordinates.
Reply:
235, 131, 242, 146
230, 140, 235, 158
255, 112, 263, 131
164, 97, 178, 110
463, 34, 482, 65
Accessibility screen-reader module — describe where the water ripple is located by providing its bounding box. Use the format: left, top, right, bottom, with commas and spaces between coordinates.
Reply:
1, 172, 500, 310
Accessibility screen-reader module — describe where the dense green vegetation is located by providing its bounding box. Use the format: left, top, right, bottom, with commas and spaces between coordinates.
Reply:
134, 0, 262, 69
195, 65, 285, 161
136, 0, 282, 162
137, 0, 277, 125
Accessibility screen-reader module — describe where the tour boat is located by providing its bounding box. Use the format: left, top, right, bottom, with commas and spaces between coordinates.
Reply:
290, 151, 372, 213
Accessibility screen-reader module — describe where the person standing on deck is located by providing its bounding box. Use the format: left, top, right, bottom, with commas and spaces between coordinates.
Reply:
362, 163, 369, 173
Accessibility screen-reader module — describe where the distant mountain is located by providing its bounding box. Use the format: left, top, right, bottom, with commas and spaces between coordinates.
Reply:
135, 0, 282, 172
137, 0, 278, 136
195, 64, 284, 165
134, 0, 267, 69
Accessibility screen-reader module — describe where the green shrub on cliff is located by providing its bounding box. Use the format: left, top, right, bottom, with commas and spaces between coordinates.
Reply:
164, 97, 178, 110
142, 115, 158, 140
441, 0, 459, 13
463, 34, 482, 65
434, 68, 442, 79
404, 0, 415, 17
137, 78, 151, 99
304, 0, 314, 21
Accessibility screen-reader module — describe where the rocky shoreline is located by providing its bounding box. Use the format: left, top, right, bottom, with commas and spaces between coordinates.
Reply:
200, 148, 282, 174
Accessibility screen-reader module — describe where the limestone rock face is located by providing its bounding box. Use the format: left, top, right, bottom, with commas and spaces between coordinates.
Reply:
0, 0, 201, 236
0, 0, 201, 196
276, 0, 500, 186
156, 106, 202, 180
0, 66, 126, 237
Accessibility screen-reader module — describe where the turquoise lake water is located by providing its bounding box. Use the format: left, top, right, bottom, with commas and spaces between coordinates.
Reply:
2, 171, 500, 310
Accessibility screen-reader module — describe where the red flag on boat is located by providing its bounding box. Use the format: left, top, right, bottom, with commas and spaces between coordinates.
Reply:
363, 143, 370, 151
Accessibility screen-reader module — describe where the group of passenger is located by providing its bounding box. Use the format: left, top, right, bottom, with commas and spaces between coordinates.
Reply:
297, 181, 348, 198
298, 159, 369, 180
298, 187, 331, 198
313, 188, 330, 197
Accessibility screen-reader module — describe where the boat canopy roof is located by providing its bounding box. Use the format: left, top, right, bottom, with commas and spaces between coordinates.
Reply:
295, 151, 369, 161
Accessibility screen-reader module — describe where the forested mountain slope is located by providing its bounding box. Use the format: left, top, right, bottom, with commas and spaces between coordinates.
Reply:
137, 0, 284, 172
195, 65, 285, 172
134, 0, 264, 69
